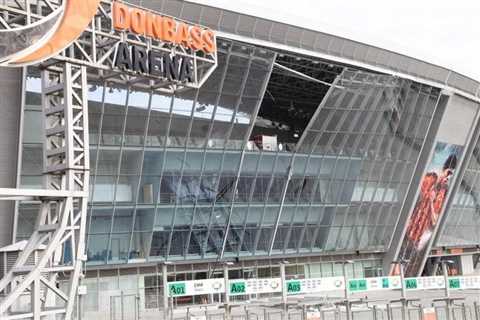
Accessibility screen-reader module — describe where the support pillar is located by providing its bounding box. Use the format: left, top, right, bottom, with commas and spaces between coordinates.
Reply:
223, 264, 231, 320
162, 263, 169, 318
280, 263, 287, 313
0, 63, 90, 320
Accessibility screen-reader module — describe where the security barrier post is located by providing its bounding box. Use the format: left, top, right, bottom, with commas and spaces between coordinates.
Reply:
223, 263, 231, 320
162, 263, 169, 318
280, 262, 288, 313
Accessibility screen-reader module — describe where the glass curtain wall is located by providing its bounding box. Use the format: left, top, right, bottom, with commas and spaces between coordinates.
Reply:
18, 40, 444, 265
290, 70, 441, 253
438, 126, 480, 246
19, 40, 275, 264
87, 41, 275, 264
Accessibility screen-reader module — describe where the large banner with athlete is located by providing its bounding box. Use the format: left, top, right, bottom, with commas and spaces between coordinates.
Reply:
395, 142, 463, 276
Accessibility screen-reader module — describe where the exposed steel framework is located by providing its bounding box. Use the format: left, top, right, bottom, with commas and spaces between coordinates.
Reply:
0, 0, 217, 319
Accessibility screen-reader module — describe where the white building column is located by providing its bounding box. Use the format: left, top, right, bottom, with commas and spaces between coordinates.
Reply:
460, 255, 474, 275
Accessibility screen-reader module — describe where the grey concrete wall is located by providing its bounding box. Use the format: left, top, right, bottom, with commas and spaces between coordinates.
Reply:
0, 67, 22, 247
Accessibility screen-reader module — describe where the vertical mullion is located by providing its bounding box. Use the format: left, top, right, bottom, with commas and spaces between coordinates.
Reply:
296, 154, 327, 252
375, 84, 433, 247
296, 76, 349, 251
327, 80, 368, 249
347, 79, 405, 248
86, 83, 106, 262
202, 151, 229, 259
179, 90, 200, 258
149, 94, 176, 260
127, 90, 153, 261
267, 153, 294, 255
165, 92, 199, 259
203, 43, 233, 149
219, 53, 258, 258
319, 73, 364, 250
377, 80, 424, 247
344, 77, 391, 249
240, 52, 277, 147
371, 81, 413, 245
284, 154, 314, 253
184, 45, 233, 258
362, 82, 422, 249
106, 86, 130, 264
385, 85, 443, 251
452, 143, 480, 240
202, 50, 254, 260
286, 150, 323, 253
252, 152, 280, 255
362, 79, 419, 245
333, 83, 377, 249
231, 51, 277, 256
325, 75, 377, 250
290, 73, 348, 253
178, 89, 201, 258
201, 51, 238, 260
237, 151, 264, 256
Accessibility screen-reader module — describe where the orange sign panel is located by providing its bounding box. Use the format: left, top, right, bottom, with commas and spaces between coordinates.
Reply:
14, 0, 101, 65
112, 1, 216, 54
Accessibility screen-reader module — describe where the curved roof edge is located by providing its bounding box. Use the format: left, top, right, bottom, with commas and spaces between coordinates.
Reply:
130, 0, 480, 102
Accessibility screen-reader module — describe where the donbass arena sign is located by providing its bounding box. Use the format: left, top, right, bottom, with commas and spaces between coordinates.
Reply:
111, 1, 217, 87
0, 0, 218, 90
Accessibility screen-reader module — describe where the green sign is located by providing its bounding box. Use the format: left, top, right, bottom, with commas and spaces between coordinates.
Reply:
169, 283, 186, 296
449, 278, 460, 289
382, 278, 389, 288
349, 279, 367, 291
405, 279, 417, 290
230, 281, 246, 294
287, 281, 301, 293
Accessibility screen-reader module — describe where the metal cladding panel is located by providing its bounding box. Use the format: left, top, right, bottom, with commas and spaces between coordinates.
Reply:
300, 30, 316, 50
200, 6, 223, 30
236, 15, 256, 37
270, 23, 289, 45
162, 0, 183, 17
448, 73, 479, 96
327, 38, 344, 56
133, 0, 159, 10
253, 19, 273, 41
125, 1, 480, 99
388, 53, 411, 73
341, 41, 356, 60
219, 11, 240, 34
352, 43, 369, 63
180, 2, 203, 23
428, 66, 451, 85
313, 33, 334, 52
285, 26, 303, 47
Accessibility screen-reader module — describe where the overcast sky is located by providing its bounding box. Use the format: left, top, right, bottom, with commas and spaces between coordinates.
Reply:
188, 0, 480, 81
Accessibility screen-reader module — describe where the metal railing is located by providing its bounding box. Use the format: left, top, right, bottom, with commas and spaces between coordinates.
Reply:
76, 287, 480, 320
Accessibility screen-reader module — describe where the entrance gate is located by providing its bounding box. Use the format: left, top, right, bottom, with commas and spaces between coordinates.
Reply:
110, 292, 140, 320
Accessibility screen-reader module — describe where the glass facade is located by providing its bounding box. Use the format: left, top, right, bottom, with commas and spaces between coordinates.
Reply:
18, 38, 446, 266
439, 132, 480, 246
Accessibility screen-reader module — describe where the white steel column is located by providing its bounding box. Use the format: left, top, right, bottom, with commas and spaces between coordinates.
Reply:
0, 62, 89, 320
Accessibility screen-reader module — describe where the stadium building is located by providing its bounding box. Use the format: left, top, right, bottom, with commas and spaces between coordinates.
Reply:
1, 0, 480, 316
